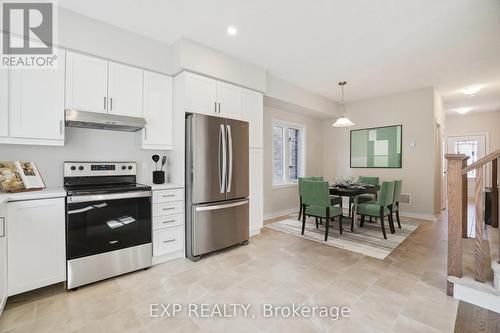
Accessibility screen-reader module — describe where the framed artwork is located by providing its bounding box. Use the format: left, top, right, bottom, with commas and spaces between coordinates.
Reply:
350, 125, 402, 168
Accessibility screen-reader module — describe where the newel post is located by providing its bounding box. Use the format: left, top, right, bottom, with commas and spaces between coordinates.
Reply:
445, 154, 467, 296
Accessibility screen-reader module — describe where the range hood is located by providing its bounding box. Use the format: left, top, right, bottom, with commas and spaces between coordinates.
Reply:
65, 110, 146, 132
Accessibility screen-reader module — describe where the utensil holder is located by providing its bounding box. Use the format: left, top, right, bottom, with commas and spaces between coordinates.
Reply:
152, 171, 165, 184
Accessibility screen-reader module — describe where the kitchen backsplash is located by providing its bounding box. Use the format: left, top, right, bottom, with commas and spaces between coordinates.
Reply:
0, 127, 171, 187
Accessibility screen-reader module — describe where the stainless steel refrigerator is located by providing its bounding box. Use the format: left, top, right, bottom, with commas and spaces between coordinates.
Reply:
185, 113, 249, 261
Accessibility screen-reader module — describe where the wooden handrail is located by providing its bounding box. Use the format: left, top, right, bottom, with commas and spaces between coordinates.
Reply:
462, 148, 500, 174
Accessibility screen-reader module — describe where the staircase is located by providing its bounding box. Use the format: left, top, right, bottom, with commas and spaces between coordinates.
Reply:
445, 149, 500, 313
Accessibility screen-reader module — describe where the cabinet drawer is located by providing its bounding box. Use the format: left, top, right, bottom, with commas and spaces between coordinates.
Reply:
153, 201, 184, 217
153, 226, 183, 256
153, 189, 184, 203
153, 214, 183, 230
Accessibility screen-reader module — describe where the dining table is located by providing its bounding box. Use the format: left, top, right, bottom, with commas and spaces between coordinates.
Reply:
329, 183, 380, 232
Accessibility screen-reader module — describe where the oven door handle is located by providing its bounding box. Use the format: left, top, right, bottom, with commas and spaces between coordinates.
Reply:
67, 191, 152, 203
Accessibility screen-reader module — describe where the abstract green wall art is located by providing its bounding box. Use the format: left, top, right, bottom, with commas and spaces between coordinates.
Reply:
350, 125, 402, 168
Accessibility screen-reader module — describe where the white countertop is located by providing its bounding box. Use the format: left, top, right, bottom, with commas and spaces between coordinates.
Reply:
140, 183, 184, 191
0, 187, 66, 203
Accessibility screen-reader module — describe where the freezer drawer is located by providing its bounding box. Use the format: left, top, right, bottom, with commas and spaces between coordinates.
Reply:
191, 199, 249, 257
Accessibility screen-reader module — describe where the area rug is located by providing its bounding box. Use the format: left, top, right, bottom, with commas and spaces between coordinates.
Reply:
265, 215, 420, 259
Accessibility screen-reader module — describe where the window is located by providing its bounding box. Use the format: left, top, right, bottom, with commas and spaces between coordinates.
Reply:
272, 120, 305, 186
454, 140, 478, 178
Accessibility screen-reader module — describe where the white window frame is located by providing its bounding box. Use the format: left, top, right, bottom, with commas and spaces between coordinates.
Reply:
272, 119, 306, 188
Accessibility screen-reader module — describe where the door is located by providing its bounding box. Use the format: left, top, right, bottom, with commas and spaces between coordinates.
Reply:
186, 73, 217, 116
7, 198, 66, 296
0, 68, 7, 137
108, 63, 143, 118
225, 118, 249, 200
447, 135, 487, 197
142, 71, 173, 149
192, 199, 249, 256
9, 49, 65, 141
217, 81, 241, 119
66, 194, 152, 260
241, 89, 263, 149
188, 114, 226, 204
65, 52, 108, 113
0, 202, 6, 315
249, 149, 264, 235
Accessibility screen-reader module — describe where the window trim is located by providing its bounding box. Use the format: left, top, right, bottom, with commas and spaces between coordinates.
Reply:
271, 119, 306, 188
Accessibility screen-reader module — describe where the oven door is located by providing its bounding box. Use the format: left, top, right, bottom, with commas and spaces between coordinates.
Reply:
66, 191, 152, 260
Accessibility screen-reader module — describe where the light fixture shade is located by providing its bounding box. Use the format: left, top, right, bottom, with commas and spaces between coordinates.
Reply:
332, 116, 355, 127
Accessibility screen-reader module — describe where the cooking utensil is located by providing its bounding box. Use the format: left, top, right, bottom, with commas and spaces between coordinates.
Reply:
161, 156, 166, 171
152, 155, 159, 171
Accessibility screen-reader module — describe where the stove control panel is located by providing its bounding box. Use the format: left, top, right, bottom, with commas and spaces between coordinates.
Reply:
64, 162, 137, 177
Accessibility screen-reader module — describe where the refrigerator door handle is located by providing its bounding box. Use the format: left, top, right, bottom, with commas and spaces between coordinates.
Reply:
195, 199, 249, 211
226, 124, 233, 192
219, 124, 227, 194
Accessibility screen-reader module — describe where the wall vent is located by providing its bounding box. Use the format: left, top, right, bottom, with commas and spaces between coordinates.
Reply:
400, 193, 412, 205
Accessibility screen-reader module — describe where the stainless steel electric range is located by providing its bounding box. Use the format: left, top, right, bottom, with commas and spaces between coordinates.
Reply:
64, 161, 152, 289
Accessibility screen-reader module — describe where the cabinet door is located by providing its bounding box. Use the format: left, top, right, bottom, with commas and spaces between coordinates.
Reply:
142, 71, 173, 149
0, 203, 6, 315
7, 198, 66, 296
216, 81, 241, 119
185, 73, 217, 116
249, 149, 264, 235
108, 63, 143, 118
9, 49, 65, 141
65, 52, 108, 113
0, 68, 7, 137
241, 89, 263, 149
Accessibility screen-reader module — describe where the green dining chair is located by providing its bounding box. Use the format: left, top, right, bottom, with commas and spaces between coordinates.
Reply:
357, 181, 395, 239
390, 180, 403, 230
298, 177, 342, 221
348, 176, 380, 218
301, 180, 344, 241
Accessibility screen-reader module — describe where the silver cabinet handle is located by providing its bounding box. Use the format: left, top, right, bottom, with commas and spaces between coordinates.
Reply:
162, 207, 175, 211
214, 101, 217, 113
109, 240, 118, 244
226, 124, 233, 192
110, 98, 113, 111
163, 239, 176, 243
219, 124, 227, 194
59, 120, 63, 135
162, 194, 175, 198
161, 219, 176, 224
104, 97, 107, 110
218, 102, 221, 114
0, 217, 5, 238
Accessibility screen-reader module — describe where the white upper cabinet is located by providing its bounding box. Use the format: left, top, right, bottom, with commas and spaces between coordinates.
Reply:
108, 63, 143, 118
65, 52, 108, 113
185, 72, 217, 116
216, 81, 241, 119
241, 88, 264, 149
141, 71, 173, 150
9, 49, 65, 142
0, 68, 7, 137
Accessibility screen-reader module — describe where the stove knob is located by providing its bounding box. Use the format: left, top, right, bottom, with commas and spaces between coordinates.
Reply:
121, 166, 126, 170
70, 166, 76, 171
128, 165, 133, 170
78, 166, 84, 171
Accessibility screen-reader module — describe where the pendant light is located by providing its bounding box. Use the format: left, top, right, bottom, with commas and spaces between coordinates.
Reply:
332, 81, 355, 127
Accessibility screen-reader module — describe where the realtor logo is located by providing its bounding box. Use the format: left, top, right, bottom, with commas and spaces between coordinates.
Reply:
1, 1, 57, 68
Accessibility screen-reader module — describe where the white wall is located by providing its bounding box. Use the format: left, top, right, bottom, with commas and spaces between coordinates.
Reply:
322, 87, 437, 219
447, 111, 500, 152
263, 106, 324, 217
0, 128, 167, 187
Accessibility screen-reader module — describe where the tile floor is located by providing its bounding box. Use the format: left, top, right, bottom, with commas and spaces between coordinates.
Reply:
0, 213, 458, 333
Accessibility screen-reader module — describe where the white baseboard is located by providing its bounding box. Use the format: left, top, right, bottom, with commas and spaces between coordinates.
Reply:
264, 208, 299, 220
250, 228, 261, 237
399, 211, 437, 222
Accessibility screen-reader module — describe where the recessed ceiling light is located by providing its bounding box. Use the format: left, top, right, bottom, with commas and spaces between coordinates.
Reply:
459, 85, 481, 96
227, 25, 237, 36
456, 107, 471, 114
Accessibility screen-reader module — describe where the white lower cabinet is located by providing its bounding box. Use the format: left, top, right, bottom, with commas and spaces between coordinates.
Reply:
7, 198, 66, 296
0, 202, 7, 316
249, 149, 264, 235
152, 188, 185, 264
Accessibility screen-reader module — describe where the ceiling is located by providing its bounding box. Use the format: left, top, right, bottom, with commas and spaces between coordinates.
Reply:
58, 0, 500, 114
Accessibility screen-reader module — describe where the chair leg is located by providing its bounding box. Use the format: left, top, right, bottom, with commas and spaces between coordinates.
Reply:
369, 216, 373, 223
319, 218, 323, 225
298, 197, 302, 221
396, 203, 401, 228
348, 202, 352, 219
325, 208, 330, 241
301, 205, 307, 235
360, 215, 365, 227
380, 209, 387, 239
315, 217, 319, 229
389, 213, 395, 234
339, 215, 343, 234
